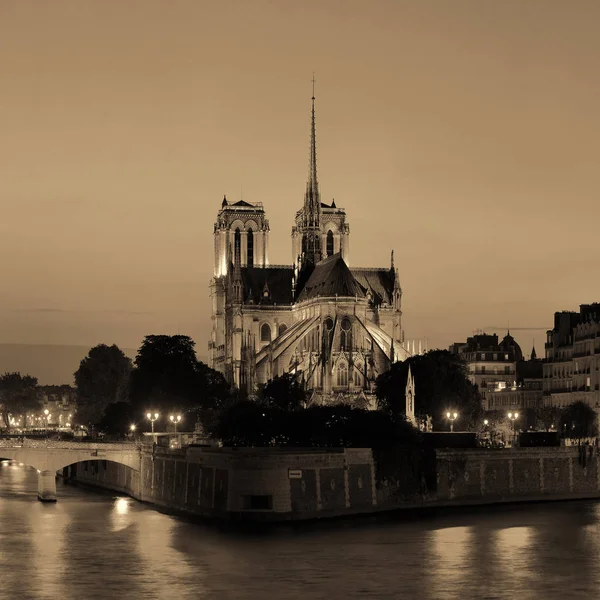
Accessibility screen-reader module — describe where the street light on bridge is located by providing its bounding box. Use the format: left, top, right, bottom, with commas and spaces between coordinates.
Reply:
146, 412, 159, 443
508, 412, 519, 443
169, 414, 182, 434
446, 411, 458, 433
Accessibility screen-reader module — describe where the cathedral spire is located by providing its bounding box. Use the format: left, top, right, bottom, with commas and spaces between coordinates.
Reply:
300, 74, 322, 268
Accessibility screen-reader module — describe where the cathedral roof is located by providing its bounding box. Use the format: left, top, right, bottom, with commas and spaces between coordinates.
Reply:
240, 266, 294, 305
231, 200, 254, 207
351, 268, 395, 306
297, 253, 365, 301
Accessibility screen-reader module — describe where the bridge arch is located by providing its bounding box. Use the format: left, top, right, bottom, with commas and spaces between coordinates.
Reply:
0, 441, 141, 502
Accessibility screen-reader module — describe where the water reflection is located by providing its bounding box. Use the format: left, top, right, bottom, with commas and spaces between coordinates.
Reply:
3, 465, 600, 598
428, 526, 473, 599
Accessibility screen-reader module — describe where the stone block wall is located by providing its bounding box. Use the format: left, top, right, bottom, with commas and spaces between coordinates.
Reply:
69, 445, 600, 522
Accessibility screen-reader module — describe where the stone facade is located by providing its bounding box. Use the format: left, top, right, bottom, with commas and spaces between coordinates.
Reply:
543, 304, 600, 411
208, 94, 423, 405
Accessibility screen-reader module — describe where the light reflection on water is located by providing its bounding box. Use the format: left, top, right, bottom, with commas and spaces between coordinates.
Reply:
2, 464, 600, 599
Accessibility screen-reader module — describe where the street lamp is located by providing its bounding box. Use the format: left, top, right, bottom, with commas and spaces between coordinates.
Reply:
446, 411, 458, 433
508, 411, 519, 442
169, 414, 182, 433
146, 412, 159, 443
43, 409, 51, 433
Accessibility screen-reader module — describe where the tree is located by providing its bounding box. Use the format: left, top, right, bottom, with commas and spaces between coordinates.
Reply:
128, 335, 229, 421
260, 373, 306, 411
206, 401, 421, 448
535, 405, 562, 432
0, 372, 40, 430
375, 350, 482, 431
97, 401, 137, 436
558, 401, 598, 440
74, 344, 132, 427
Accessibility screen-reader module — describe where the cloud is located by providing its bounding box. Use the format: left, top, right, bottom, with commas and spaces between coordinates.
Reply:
11, 308, 151, 316
12, 308, 66, 313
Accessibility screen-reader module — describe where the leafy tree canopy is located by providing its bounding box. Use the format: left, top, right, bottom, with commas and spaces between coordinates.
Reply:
535, 405, 562, 432
128, 335, 229, 419
0, 372, 40, 430
260, 373, 306, 411
559, 401, 598, 439
375, 350, 482, 431
207, 401, 420, 449
97, 401, 137, 436
74, 344, 132, 427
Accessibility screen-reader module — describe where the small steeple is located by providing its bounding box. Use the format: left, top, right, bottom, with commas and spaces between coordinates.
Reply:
331, 198, 336, 208
222, 195, 228, 207
390, 249, 395, 271
531, 343, 537, 361
261, 279, 272, 304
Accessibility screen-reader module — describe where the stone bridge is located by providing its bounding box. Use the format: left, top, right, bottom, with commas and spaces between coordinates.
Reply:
0, 439, 142, 502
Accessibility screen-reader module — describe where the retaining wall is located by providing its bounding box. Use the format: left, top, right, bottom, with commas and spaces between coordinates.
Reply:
68, 444, 600, 521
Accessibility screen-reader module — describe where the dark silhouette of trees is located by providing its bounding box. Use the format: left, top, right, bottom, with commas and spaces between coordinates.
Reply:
74, 344, 132, 428
535, 405, 562, 432
97, 401, 137, 436
128, 335, 229, 420
260, 373, 306, 411
559, 401, 598, 440
207, 401, 420, 448
0, 372, 40, 431
375, 350, 482, 431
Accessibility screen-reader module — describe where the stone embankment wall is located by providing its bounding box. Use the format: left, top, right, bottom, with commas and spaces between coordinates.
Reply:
68, 444, 600, 521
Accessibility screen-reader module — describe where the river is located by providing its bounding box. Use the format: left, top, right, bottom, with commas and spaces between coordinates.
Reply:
1, 460, 599, 599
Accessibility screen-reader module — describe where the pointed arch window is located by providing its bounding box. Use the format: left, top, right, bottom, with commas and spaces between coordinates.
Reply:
337, 363, 348, 387
340, 317, 352, 352
234, 228, 241, 262
278, 323, 287, 337
247, 228, 254, 268
326, 230, 334, 257
260, 323, 272, 343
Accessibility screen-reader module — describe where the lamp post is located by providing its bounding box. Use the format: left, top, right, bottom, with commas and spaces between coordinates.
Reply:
129, 424, 136, 441
508, 411, 519, 443
169, 414, 182, 434
446, 411, 458, 433
146, 412, 159, 443
44, 409, 51, 433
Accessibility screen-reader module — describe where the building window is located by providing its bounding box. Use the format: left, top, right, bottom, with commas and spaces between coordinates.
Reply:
340, 317, 352, 351
353, 365, 363, 387
481, 366, 486, 375
234, 228, 241, 262
260, 323, 271, 342
337, 363, 348, 387
326, 230, 334, 257
278, 323, 287, 337
247, 228, 254, 267
505, 366, 510, 374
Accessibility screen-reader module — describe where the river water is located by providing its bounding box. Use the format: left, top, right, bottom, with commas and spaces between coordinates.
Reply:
1, 461, 599, 600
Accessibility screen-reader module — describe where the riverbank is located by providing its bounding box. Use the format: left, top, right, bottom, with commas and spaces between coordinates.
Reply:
65, 443, 600, 522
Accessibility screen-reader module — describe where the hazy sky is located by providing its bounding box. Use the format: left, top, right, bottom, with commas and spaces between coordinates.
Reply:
1, 0, 599, 362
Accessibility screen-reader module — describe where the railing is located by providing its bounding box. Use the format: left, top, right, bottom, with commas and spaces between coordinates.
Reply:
0, 439, 141, 451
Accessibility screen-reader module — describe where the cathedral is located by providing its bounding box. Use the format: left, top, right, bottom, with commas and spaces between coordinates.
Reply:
209, 91, 422, 407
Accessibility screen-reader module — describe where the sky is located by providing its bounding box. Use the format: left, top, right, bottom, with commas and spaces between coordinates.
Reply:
1, 0, 600, 379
